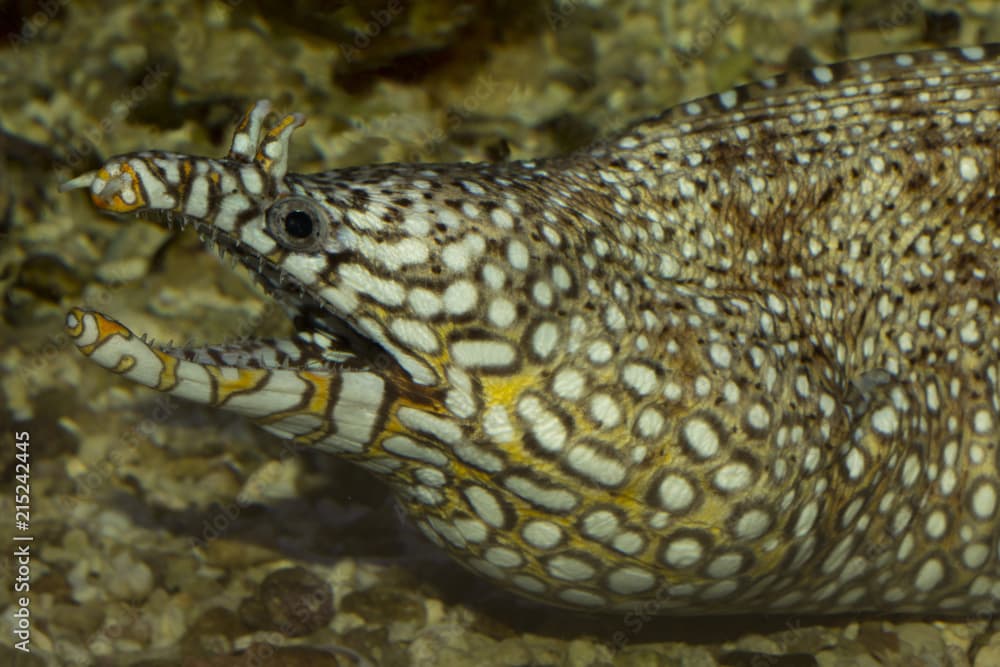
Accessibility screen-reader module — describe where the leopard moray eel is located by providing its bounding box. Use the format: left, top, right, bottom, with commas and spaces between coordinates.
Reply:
61, 44, 1000, 616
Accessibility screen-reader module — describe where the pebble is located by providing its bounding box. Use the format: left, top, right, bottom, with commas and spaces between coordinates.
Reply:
241, 566, 334, 637
106, 551, 154, 600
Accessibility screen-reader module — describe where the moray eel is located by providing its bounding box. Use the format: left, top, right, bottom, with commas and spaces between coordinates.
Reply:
62, 45, 1000, 615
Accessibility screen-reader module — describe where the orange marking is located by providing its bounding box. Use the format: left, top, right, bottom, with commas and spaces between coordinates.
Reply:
254, 370, 344, 442
259, 370, 338, 437
91, 164, 146, 213
207, 366, 271, 404
151, 348, 181, 392
111, 355, 137, 374
299, 370, 333, 415
481, 373, 537, 412
93, 314, 133, 342
265, 113, 301, 139
235, 111, 252, 133
255, 114, 302, 169
380, 412, 409, 440
66, 308, 86, 338
74, 311, 131, 356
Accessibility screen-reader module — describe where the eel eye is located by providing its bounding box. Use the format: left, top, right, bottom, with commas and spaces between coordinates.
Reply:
266, 196, 329, 252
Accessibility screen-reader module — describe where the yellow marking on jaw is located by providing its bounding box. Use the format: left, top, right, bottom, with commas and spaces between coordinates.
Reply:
75, 313, 133, 356
174, 160, 194, 205
300, 369, 334, 413
91, 163, 146, 213
255, 370, 337, 438
111, 355, 137, 374
150, 348, 181, 392
65, 307, 87, 337
206, 365, 272, 404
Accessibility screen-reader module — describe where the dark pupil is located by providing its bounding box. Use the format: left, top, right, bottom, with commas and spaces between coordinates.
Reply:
283, 210, 314, 238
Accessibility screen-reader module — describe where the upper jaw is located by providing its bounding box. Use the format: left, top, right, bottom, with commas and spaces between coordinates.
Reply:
60, 98, 304, 219
63, 199, 376, 373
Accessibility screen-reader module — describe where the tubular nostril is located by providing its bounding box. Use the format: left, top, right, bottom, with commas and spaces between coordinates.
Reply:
59, 170, 100, 193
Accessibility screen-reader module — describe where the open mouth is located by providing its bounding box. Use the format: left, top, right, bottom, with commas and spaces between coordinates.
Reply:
65, 204, 400, 397
62, 101, 405, 443
128, 208, 397, 377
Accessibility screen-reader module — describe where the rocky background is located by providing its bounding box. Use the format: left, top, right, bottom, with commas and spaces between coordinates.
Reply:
2, 0, 1000, 665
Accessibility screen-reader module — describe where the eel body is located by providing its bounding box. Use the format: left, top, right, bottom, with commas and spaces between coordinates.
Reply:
62, 44, 1000, 615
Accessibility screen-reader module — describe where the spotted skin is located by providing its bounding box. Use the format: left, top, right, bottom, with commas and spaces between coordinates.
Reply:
62, 46, 1000, 614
